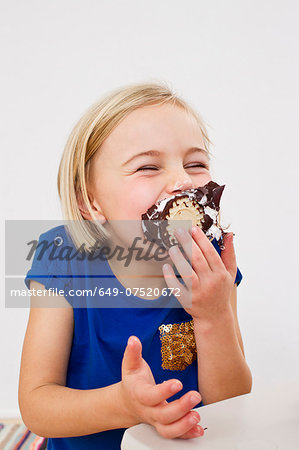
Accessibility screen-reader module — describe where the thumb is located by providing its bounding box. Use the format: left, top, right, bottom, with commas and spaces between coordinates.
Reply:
122, 336, 142, 376
221, 233, 237, 281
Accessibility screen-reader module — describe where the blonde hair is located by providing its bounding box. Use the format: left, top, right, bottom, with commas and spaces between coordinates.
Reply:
57, 80, 213, 251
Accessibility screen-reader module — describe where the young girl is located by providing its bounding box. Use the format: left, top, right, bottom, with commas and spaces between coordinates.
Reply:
18, 81, 252, 449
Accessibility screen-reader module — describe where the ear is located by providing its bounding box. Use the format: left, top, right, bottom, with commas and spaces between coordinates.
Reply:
76, 189, 106, 224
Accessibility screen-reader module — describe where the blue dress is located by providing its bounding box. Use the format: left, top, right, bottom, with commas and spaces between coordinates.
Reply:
24, 225, 243, 449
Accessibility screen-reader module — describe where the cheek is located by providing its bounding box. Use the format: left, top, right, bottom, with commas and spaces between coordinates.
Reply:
106, 186, 155, 248
196, 173, 212, 186
105, 184, 157, 221
121, 184, 159, 218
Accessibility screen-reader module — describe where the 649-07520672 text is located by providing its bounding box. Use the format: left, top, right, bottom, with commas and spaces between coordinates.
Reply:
10, 286, 182, 298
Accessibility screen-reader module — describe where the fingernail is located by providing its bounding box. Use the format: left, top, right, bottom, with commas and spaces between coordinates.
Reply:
169, 245, 179, 256
175, 227, 185, 237
171, 381, 182, 392
191, 226, 198, 235
194, 425, 204, 437
163, 263, 171, 272
190, 395, 201, 405
190, 414, 200, 425
128, 336, 137, 346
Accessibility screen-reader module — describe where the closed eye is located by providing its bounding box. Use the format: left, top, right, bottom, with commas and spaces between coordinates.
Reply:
136, 167, 159, 171
136, 163, 209, 172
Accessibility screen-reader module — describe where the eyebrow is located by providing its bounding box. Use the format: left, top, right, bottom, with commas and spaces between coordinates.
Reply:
121, 147, 209, 166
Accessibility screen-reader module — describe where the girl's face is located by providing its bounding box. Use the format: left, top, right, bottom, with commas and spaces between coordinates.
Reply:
86, 103, 212, 250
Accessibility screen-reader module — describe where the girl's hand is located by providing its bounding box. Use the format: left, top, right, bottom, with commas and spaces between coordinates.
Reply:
120, 336, 204, 439
162, 227, 237, 323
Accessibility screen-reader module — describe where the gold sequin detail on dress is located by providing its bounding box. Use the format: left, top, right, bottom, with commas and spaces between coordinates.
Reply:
158, 320, 197, 370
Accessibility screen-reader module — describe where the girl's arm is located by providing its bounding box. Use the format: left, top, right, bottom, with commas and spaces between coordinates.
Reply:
194, 284, 252, 405
18, 280, 136, 438
164, 228, 252, 406
19, 280, 205, 439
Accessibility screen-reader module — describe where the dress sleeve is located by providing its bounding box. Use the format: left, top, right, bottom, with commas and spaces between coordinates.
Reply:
24, 227, 73, 304
234, 267, 243, 287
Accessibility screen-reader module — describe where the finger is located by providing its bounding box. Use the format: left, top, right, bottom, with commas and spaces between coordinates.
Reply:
121, 336, 142, 375
174, 227, 211, 276
156, 410, 202, 440
162, 261, 187, 293
153, 390, 202, 425
221, 233, 238, 280
162, 264, 191, 308
168, 245, 195, 291
191, 226, 225, 272
137, 379, 183, 406
179, 423, 205, 439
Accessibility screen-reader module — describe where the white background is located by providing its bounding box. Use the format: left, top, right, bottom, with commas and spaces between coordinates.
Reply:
1, 0, 298, 417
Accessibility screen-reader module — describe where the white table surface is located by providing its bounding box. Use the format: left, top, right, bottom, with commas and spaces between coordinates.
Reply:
121, 379, 299, 449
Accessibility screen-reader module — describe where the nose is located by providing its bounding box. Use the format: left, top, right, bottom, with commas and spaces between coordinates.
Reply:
166, 172, 193, 195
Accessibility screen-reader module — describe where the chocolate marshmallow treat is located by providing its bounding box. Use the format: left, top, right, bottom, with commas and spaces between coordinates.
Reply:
141, 181, 227, 250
